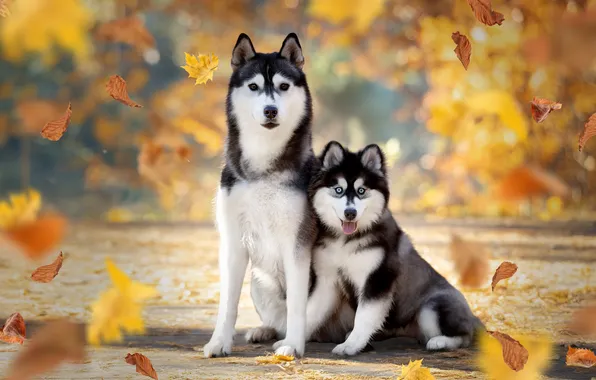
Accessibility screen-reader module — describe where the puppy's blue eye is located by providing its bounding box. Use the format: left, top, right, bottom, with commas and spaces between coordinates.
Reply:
357, 187, 366, 195
248, 83, 259, 91
334, 187, 343, 195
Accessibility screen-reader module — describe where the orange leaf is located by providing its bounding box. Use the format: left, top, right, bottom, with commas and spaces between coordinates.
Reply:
491, 261, 518, 291
106, 75, 143, 108
0, 313, 26, 345
125, 353, 158, 380
493, 165, 570, 201
31, 252, 64, 283
530, 97, 562, 123
452, 32, 471, 70
5, 319, 85, 380
40, 103, 72, 142
449, 234, 489, 288
467, 0, 504, 26
566, 346, 596, 368
488, 331, 529, 371
567, 305, 596, 336
578, 113, 596, 152
95, 17, 155, 51
5, 213, 67, 260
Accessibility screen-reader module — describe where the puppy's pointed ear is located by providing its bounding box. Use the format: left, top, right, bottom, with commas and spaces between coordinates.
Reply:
320, 141, 344, 169
360, 144, 385, 175
279, 33, 304, 69
231, 33, 256, 71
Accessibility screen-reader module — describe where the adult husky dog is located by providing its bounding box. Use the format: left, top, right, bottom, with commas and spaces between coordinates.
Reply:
305, 141, 484, 355
203, 33, 317, 358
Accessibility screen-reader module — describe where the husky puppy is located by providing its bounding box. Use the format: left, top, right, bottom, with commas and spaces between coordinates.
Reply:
203, 33, 317, 358
305, 141, 484, 356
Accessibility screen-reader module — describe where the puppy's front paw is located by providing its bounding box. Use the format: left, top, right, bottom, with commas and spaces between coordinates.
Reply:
202, 335, 232, 358
331, 342, 362, 356
272, 339, 304, 357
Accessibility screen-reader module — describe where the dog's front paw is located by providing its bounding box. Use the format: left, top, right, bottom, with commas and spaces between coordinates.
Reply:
245, 326, 277, 343
202, 335, 232, 358
332, 342, 363, 356
272, 339, 304, 357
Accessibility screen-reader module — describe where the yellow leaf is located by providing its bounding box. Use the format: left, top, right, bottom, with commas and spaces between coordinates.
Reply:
181, 52, 219, 85
255, 354, 295, 364
0, 189, 41, 229
87, 258, 158, 346
476, 332, 553, 380
397, 359, 435, 380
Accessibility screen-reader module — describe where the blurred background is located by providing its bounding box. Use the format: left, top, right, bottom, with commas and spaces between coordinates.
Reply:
1, 0, 596, 223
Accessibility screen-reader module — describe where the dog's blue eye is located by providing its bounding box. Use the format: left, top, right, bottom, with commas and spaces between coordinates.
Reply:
357, 187, 366, 195
248, 83, 259, 91
280, 83, 290, 91
334, 187, 343, 195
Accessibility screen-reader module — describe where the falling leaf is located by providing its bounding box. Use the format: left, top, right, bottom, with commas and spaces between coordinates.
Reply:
568, 305, 596, 336
5, 319, 85, 380
467, 0, 504, 26
452, 32, 471, 70
0, 0, 10, 17
449, 234, 489, 288
488, 331, 529, 371
491, 261, 518, 291
493, 165, 570, 201
181, 52, 219, 85
125, 353, 158, 380
95, 17, 155, 51
4, 213, 67, 260
40, 102, 72, 141
566, 346, 596, 368
87, 258, 158, 346
255, 354, 295, 364
0, 313, 26, 345
397, 359, 435, 380
530, 97, 562, 123
579, 113, 596, 152
31, 252, 64, 283
106, 75, 143, 108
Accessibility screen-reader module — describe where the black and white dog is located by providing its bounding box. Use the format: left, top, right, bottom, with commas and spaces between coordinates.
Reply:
305, 141, 484, 355
203, 33, 318, 358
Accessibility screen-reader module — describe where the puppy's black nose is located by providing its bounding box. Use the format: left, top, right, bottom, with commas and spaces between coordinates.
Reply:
263, 105, 278, 119
344, 208, 357, 221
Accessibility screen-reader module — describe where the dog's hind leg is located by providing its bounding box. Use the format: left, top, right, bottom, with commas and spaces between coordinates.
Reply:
245, 275, 286, 343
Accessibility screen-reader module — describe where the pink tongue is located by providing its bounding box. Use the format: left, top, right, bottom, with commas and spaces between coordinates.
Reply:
342, 221, 358, 235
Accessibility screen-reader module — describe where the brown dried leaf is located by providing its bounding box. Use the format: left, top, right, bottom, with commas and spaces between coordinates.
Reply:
530, 97, 562, 123
0, 313, 26, 345
95, 17, 155, 51
567, 305, 596, 336
31, 252, 64, 283
579, 113, 596, 152
5, 213, 68, 260
491, 261, 518, 291
40, 103, 72, 141
0, 0, 9, 17
449, 234, 489, 288
5, 319, 85, 380
106, 75, 143, 108
566, 346, 596, 368
467, 0, 504, 26
488, 331, 529, 371
125, 353, 158, 380
452, 32, 471, 70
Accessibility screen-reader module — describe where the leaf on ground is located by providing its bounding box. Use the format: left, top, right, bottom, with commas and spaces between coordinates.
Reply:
95, 17, 155, 51
579, 113, 596, 152
31, 252, 64, 283
181, 52, 219, 85
40, 103, 72, 141
5, 213, 67, 260
255, 354, 295, 364
0, 0, 9, 17
397, 359, 435, 379
530, 97, 562, 123
449, 234, 489, 288
0, 313, 26, 345
566, 346, 596, 368
5, 319, 85, 380
452, 32, 471, 70
87, 258, 158, 346
106, 75, 143, 108
467, 0, 504, 26
125, 353, 158, 380
491, 261, 518, 291
488, 331, 529, 371
493, 165, 570, 201
0, 189, 41, 229
567, 305, 596, 336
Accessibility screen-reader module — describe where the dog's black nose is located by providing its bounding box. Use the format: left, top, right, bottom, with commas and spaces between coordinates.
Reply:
263, 105, 278, 119
344, 208, 357, 221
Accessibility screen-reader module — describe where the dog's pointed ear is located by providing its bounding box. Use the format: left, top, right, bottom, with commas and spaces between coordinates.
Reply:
360, 144, 385, 175
231, 33, 256, 71
279, 33, 304, 69
320, 141, 344, 169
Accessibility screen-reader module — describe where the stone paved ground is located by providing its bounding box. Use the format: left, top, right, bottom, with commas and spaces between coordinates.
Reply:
0, 219, 595, 379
